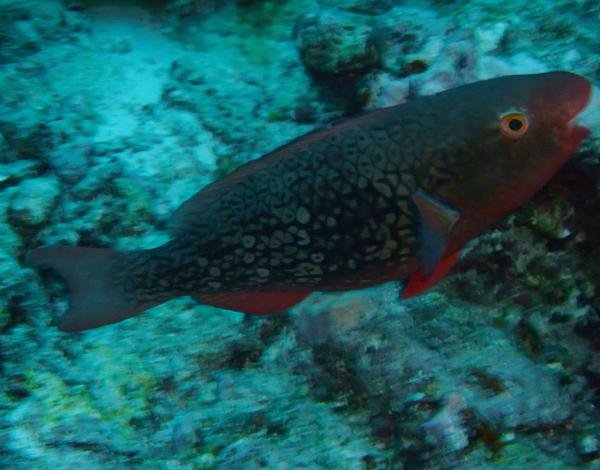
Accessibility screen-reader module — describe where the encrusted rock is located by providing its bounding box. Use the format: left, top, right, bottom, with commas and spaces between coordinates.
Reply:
318, 0, 393, 15
45, 142, 92, 184
9, 176, 60, 228
297, 9, 380, 77
0, 160, 42, 187
0, 0, 64, 63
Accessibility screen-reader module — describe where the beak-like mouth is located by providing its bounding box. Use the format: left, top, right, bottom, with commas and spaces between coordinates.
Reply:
572, 85, 600, 138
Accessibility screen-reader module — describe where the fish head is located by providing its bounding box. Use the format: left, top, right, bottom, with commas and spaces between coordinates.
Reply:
431, 71, 594, 224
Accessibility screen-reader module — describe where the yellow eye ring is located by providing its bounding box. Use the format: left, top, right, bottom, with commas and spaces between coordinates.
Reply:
500, 112, 529, 139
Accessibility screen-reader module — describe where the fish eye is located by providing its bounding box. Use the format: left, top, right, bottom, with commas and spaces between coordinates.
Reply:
500, 112, 529, 139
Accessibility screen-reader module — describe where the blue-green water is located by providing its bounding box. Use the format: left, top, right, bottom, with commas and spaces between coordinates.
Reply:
1, 1, 599, 468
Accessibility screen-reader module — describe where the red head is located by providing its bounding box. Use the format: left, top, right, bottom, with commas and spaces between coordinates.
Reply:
420, 71, 594, 249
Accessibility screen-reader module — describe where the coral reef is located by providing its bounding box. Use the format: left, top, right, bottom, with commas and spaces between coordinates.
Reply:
296, 9, 380, 77
0, 0, 65, 62
0, 0, 600, 469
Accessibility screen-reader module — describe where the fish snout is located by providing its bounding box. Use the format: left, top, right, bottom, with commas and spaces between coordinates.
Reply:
574, 85, 600, 138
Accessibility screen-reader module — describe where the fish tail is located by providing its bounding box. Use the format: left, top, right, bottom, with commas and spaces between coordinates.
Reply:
27, 246, 164, 332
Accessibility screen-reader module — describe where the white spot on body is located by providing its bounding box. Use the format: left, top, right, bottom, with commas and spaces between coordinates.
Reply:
399, 215, 411, 227
399, 201, 410, 213
387, 174, 398, 185
297, 230, 310, 246
397, 185, 409, 196
384, 239, 398, 251
256, 268, 270, 277
296, 206, 311, 224
242, 235, 255, 248
375, 182, 392, 198
297, 262, 323, 276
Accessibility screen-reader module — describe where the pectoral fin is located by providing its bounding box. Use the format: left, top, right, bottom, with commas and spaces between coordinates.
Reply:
401, 191, 461, 299
401, 251, 460, 299
412, 190, 460, 276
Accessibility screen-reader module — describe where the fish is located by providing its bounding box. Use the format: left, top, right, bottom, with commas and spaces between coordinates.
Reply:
28, 71, 596, 332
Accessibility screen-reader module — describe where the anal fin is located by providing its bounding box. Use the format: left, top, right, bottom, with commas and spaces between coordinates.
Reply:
193, 291, 311, 315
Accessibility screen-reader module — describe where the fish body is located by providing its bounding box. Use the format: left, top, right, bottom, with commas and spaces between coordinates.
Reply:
29, 72, 594, 331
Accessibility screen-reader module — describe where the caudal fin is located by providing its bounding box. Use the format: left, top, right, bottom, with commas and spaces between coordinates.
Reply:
27, 246, 161, 332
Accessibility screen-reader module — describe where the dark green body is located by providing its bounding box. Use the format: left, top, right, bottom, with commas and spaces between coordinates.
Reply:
117, 72, 593, 305
120, 104, 444, 302
30, 72, 593, 331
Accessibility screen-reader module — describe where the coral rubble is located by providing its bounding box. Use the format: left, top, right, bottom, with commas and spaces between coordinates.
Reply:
1, 1, 599, 469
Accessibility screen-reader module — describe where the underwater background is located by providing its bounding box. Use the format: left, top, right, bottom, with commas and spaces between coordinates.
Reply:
1, 0, 600, 468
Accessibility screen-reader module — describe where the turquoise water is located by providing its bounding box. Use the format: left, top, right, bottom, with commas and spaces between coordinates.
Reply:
1, 1, 600, 468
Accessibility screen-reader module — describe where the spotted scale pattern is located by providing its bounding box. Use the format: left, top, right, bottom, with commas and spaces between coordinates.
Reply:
30, 72, 594, 332
115, 99, 457, 304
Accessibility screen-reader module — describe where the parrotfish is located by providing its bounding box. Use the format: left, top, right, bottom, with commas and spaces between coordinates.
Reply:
29, 72, 597, 331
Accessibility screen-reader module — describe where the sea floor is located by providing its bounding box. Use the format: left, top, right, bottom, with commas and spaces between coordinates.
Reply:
1, 1, 600, 469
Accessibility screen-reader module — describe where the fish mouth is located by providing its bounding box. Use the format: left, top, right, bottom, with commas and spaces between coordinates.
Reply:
572, 84, 600, 138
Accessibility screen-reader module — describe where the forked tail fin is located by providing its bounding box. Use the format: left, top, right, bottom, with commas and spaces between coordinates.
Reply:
27, 246, 163, 332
